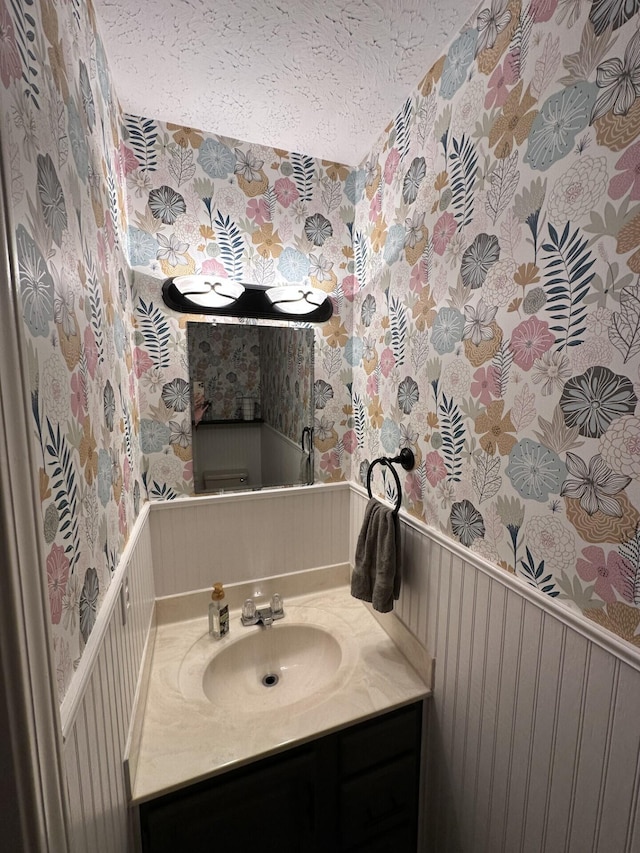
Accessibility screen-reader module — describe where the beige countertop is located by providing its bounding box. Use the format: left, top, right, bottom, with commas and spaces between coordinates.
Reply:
128, 570, 431, 805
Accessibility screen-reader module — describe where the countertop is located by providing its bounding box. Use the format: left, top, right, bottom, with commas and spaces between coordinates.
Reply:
128, 576, 431, 804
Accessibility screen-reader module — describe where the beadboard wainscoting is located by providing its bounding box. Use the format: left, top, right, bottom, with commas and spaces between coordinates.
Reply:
149, 482, 351, 597
61, 506, 155, 853
350, 488, 640, 853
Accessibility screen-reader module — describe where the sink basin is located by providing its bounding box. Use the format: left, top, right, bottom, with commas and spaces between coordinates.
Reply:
202, 624, 342, 710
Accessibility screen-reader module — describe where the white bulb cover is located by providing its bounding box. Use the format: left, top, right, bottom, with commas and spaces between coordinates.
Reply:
266, 285, 328, 315
173, 275, 244, 308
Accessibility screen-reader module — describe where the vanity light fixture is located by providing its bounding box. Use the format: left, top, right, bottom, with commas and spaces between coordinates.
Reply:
162, 276, 333, 323
265, 284, 328, 316
171, 275, 245, 308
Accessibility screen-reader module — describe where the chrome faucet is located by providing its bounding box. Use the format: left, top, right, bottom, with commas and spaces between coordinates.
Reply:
241, 594, 285, 629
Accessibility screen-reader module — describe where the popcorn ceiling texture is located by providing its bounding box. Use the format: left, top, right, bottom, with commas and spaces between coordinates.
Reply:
92, 0, 480, 165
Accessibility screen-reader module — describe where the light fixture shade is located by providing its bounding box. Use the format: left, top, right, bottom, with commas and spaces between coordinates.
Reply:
265, 285, 328, 315
173, 275, 245, 308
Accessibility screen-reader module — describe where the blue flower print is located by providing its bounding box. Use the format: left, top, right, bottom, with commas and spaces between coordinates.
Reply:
128, 228, 158, 266
450, 499, 485, 547
140, 419, 170, 454
559, 366, 637, 438
67, 97, 89, 183
361, 294, 376, 327
440, 30, 478, 100
381, 418, 401, 453
506, 439, 566, 502
524, 82, 598, 171
345, 170, 366, 205
398, 377, 419, 414
16, 225, 54, 338
383, 224, 407, 265
97, 449, 112, 507
432, 307, 464, 354
198, 138, 235, 179
278, 247, 310, 281
344, 337, 364, 367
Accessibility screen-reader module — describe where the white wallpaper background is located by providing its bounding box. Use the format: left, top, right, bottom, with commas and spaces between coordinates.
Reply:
4, 0, 640, 700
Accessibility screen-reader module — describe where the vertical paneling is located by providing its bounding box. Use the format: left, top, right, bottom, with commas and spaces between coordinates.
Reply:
150, 484, 350, 597
349, 487, 640, 853
62, 511, 155, 853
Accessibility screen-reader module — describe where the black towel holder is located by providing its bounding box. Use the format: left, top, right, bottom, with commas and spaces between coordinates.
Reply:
366, 448, 415, 516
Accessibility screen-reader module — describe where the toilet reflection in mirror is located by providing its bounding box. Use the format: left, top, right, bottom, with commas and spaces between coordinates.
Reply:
187, 321, 315, 493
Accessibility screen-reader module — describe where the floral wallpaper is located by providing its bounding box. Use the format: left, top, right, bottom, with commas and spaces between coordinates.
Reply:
126, 117, 354, 497
259, 325, 314, 444
348, 0, 640, 645
187, 322, 261, 421
5, 0, 640, 698
0, 0, 142, 698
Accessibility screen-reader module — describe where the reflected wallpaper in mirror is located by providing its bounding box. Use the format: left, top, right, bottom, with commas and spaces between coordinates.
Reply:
187, 322, 315, 493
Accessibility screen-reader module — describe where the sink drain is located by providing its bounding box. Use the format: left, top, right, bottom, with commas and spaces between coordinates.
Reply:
262, 673, 279, 688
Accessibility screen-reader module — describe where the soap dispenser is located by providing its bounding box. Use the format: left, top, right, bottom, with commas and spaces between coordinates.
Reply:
209, 582, 229, 638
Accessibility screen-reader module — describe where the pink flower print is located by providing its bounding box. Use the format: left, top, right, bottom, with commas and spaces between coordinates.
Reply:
425, 451, 447, 487
342, 429, 358, 453
471, 366, 499, 406
410, 262, 426, 293
320, 450, 339, 475
119, 498, 128, 536
380, 346, 395, 377
484, 53, 518, 109
134, 346, 153, 378
432, 212, 457, 256
576, 545, 632, 604
384, 148, 400, 184
246, 197, 269, 225
274, 177, 298, 208
47, 543, 69, 625
528, 0, 558, 22
366, 372, 379, 397
509, 316, 554, 370
342, 275, 359, 302
608, 141, 640, 201
369, 193, 381, 222
406, 471, 423, 503
70, 371, 86, 420
0, 0, 21, 89
118, 143, 139, 178
201, 258, 228, 277
84, 325, 98, 379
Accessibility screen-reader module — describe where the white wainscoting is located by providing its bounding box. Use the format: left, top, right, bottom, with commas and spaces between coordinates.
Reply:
149, 482, 350, 597
350, 487, 640, 853
61, 506, 155, 853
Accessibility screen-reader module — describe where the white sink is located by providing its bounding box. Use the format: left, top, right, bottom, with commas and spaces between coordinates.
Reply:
178, 605, 357, 714
201, 624, 342, 710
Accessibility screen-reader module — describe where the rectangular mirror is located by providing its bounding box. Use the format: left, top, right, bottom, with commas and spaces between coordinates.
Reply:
187, 322, 315, 493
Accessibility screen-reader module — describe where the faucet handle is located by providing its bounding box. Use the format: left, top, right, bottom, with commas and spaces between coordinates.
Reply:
242, 599, 256, 621
271, 593, 284, 617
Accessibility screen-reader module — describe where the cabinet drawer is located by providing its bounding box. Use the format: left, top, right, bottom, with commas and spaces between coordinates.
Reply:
343, 820, 416, 853
339, 753, 419, 848
339, 702, 422, 777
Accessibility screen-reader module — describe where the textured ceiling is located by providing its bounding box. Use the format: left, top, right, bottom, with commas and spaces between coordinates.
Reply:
94, 0, 479, 166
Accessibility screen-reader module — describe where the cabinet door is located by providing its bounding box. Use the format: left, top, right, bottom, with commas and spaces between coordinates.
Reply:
140, 750, 317, 853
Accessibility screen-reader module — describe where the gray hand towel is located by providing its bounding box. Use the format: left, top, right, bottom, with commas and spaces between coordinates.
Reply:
350, 498, 401, 613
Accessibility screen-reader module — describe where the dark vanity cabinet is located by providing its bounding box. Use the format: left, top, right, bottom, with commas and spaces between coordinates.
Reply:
138, 700, 424, 853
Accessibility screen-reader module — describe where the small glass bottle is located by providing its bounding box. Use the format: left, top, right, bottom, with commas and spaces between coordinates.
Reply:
209, 582, 229, 638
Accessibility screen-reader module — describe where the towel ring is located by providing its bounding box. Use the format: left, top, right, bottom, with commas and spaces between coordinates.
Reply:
366, 448, 415, 516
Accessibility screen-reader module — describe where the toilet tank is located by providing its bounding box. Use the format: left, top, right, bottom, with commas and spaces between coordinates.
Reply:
203, 469, 249, 491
